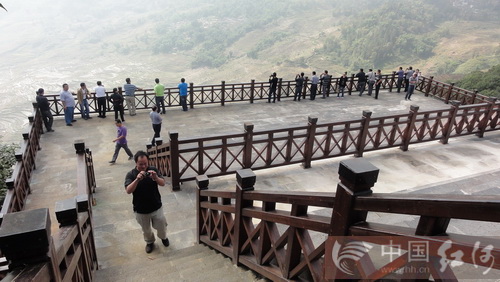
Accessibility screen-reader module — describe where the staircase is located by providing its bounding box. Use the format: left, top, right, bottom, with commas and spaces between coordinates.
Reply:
94, 244, 266, 282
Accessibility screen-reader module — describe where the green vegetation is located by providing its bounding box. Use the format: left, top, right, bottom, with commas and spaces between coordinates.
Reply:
247, 31, 290, 59
152, 0, 307, 68
455, 64, 500, 97
0, 144, 17, 206
143, 0, 500, 72
324, 0, 454, 69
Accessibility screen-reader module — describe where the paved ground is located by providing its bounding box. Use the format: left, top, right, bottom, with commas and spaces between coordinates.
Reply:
23, 89, 500, 279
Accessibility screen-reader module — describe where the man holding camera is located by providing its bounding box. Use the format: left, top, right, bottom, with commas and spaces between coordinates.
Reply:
125, 151, 169, 254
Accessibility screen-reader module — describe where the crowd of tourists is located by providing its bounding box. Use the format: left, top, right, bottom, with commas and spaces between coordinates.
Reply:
32, 66, 421, 255
269, 66, 421, 103
35, 77, 188, 254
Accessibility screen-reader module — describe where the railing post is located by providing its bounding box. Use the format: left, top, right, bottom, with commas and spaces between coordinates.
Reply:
399, 105, 420, 152
303, 116, 318, 169
324, 159, 379, 280
476, 97, 497, 138
233, 169, 256, 266
445, 83, 454, 104
169, 131, 181, 191
75, 194, 98, 280
354, 111, 372, 157
440, 101, 461, 145
425, 76, 433, 97
471, 90, 478, 105
196, 174, 209, 244
302, 76, 309, 100
389, 71, 396, 92
221, 81, 225, 106
189, 82, 194, 109
277, 78, 283, 101
250, 79, 255, 104
331, 159, 379, 234
348, 74, 355, 95
85, 148, 97, 194
243, 123, 254, 169
74, 140, 92, 199
0, 208, 62, 281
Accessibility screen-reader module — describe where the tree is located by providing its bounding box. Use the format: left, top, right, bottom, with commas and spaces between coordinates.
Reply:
455, 64, 500, 97
0, 144, 17, 206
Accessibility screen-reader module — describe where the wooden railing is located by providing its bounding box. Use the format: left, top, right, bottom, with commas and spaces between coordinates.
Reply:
42, 74, 496, 117
0, 142, 98, 281
149, 98, 499, 190
196, 160, 500, 281
1, 103, 43, 214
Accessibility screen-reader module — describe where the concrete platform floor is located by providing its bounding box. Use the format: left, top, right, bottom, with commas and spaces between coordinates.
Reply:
23, 89, 500, 276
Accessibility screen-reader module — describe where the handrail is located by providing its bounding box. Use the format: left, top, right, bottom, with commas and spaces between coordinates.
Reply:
354, 193, 500, 222
0, 142, 98, 281
1, 103, 43, 215
196, 161, 500, 281
42, 75, 497, 117
150, 99, 499, 190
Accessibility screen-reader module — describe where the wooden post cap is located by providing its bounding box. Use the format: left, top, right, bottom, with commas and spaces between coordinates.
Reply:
338, 159, 379, 193
75, 194, 89, 212
74, 140, 85, 154
55, 198, 77, 226
196, 175, 209, 190
0, 208, 51, 263
236, 169, 256, 190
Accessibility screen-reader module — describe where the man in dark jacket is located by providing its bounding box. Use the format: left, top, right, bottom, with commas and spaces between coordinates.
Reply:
356, 69, 367, 96
36, 88, 54, 132
268, 72, 278, 103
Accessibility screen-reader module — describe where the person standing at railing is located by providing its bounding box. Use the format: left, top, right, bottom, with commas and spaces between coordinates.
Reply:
367, 69, 376, 96
154, 78, 166, 114
95, 81, 107, 118
109, 88, 125, 122
374, 69, 382, 100
268, 72, 278, 103
405, 72, 418, 101
404, 66, 414, 93
59, 83, 77, 126
178, 78, 188, 111
337, 72, 348, 98
294, 72, 304, 101
396, 67, 405, 93
124, 150, 169, 254
77, 82, 92, 120
320, 70, 332, 98
150, 106, 162, 146
36, 88, 54, 132
356, 69, 367, 96
310, 71, 319, 100
124, 78, 143, 116
415, 69, 422, 85
109, 119, 133, 164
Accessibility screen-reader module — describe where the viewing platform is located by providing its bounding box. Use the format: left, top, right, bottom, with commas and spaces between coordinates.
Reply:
2, 76, 499, 280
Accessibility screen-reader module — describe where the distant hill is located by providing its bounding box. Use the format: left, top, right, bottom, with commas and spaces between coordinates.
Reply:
123, 0, 500, 81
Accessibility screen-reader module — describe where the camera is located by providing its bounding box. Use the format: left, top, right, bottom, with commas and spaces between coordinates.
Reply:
145, 172, 151, 177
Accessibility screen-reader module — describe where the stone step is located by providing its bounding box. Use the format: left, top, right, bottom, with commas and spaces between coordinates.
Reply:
94, 244, 266, 282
